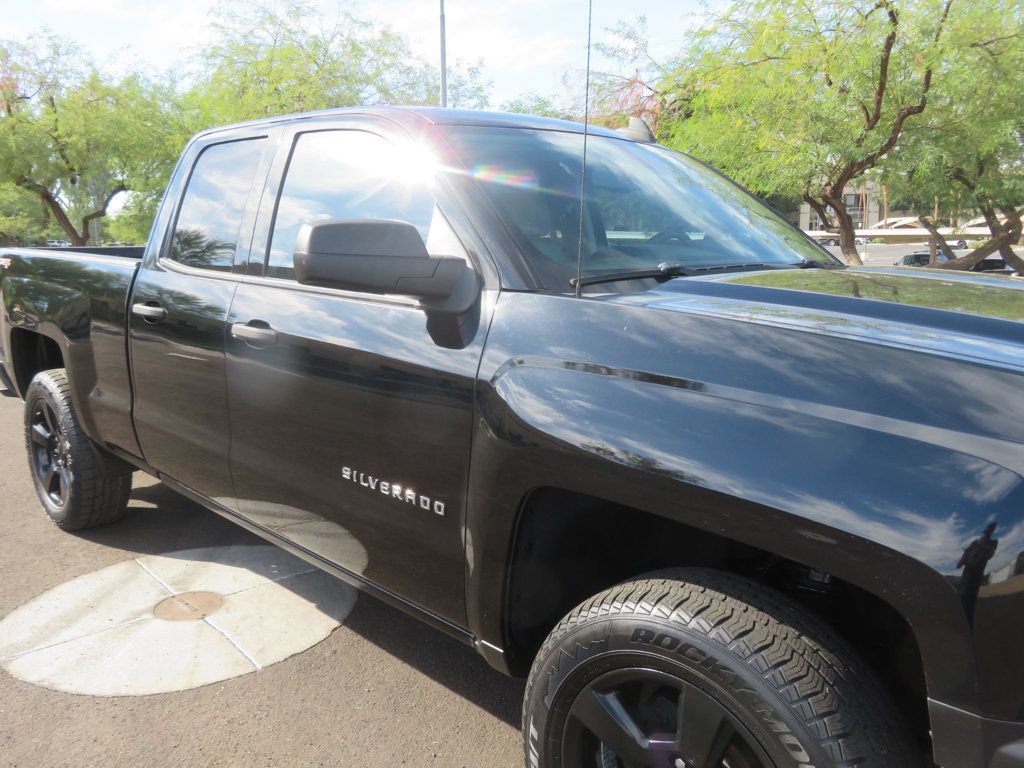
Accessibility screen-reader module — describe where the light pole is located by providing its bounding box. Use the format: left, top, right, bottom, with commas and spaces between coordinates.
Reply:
439, 0, 448, 108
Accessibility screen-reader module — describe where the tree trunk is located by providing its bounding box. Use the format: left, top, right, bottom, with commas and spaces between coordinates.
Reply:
17, 181, 87, 245
986, 206, 1024, 272
80, 186, 126, 247
17, 182, 125, 247
931, 211, 1020, 271
823, 195, 862, 265
917, 217, 956, 260
803, 195, 835, 230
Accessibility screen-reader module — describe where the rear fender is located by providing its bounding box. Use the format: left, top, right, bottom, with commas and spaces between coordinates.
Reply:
3, 275, 98, 435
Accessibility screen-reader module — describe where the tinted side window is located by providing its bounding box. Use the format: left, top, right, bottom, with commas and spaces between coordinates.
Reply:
266, 130, 438, 280
169, 138, 265, 272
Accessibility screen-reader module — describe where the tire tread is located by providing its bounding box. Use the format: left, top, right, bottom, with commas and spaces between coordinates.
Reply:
523, 568, 922, 768
24, 369, 131, 531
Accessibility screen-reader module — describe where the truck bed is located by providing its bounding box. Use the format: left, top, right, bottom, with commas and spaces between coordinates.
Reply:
0, 246, 142, 455
33, 245, 144, 259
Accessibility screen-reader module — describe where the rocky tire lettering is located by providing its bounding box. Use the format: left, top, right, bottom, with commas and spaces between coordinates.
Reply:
521, 568, 922, 768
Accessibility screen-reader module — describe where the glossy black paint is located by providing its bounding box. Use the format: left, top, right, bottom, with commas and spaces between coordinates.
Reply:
128, 263, 239, 503
467, 277, 1024, 719
224, 281, 493, 622
0, 249, 142, 456
1, 107, 1022, 767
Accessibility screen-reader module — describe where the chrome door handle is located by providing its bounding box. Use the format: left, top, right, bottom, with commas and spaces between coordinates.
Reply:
231, 322, 278, 345
131, 303, 166, 321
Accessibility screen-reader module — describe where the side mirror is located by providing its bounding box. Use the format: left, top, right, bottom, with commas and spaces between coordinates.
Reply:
293, 219, 476, 309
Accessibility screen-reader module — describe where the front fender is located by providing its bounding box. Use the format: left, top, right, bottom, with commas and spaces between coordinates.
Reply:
466, 292, 1024, 723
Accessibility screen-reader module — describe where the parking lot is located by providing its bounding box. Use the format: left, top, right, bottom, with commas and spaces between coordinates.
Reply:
824, 242, 1024, 267
0, 393, 524, 768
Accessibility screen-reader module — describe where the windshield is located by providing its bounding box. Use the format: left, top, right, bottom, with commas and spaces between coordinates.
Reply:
442, 127, 837, 291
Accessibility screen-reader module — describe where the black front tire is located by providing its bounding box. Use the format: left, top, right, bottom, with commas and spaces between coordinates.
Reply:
523, 569, 921, 768
24, 369, 132, 531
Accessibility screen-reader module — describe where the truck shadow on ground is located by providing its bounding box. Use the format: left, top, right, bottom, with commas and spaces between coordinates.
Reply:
75, 478, 525, 728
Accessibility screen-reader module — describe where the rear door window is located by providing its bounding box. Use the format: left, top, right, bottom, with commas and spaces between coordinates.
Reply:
168, 138, 266, 272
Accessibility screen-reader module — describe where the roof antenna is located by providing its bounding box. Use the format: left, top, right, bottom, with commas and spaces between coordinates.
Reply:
573, 0, 594, 299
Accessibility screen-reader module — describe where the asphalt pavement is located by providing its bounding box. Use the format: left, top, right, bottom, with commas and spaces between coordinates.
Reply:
0, 392, 524, 768
824, 242, 1024, 266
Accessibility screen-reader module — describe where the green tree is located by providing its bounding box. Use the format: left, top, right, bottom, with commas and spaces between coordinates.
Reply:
500, 92, 577, 120
590, 17, 664, 127
881, 2, 1024, 271
0, 182, 62, 245
0, 35, 180, 245
187, 0, 490, 128
658, 0, 970, 265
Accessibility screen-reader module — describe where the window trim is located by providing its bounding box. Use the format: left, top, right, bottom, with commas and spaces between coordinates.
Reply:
158, 254, 243, 283
238, 272, 423, 308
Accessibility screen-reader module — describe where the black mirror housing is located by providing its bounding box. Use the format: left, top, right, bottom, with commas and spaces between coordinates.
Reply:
293, 219, 475, 306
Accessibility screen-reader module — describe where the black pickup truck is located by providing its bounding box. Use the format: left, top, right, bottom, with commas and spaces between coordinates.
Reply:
2, 108, 1023, 768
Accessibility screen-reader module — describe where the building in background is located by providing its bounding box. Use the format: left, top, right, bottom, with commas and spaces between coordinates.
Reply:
798, 181, 916, 231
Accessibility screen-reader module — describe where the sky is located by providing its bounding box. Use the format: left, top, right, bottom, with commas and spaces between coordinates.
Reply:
2, 0, 708, 106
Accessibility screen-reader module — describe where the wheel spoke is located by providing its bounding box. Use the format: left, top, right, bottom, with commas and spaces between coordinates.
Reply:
572, 688, 649, 767
43, 464, 57, 494
676, 685, 736, 768
41, 404, 56, 432
56, 467, 70, 501
30, 422, 50, 446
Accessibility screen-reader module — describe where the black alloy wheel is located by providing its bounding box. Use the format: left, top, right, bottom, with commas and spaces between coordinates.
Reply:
23, 369, 132, 530
562, 667, 771, 768
29, 397, 72, 508
523, 570, 922, 768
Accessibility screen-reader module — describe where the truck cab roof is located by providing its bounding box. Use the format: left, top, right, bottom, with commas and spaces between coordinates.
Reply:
194, 105, 625, 142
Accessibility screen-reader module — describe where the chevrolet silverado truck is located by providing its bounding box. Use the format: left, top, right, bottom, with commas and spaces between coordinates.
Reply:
2, 108, 1023, 768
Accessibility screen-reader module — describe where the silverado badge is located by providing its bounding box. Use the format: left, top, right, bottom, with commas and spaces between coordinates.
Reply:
342, 466, 445, 516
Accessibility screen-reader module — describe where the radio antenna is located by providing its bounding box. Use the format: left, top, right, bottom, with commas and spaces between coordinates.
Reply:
573, 0, 594, 298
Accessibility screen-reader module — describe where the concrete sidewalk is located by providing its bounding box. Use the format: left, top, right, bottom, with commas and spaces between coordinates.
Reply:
0, 393, 523, 768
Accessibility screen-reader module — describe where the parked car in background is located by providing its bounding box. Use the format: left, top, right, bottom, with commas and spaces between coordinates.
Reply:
44, 239, 69, 247
895, 251, 952, 267
975, 258, 1018, 274
896, 251, 1018, 274
922, 238, 969, 249
814, 235, 867, 246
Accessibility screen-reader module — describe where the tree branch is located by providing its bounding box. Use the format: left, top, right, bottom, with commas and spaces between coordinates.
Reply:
803, 194, 834, 229
851, 0, 954, 167
859, 2, 900, 134
45, 93, 77, 180
80, 185, 127, 243
15, 178, 84, 245
931, 213, 1020, 271
917, 216, 956, 260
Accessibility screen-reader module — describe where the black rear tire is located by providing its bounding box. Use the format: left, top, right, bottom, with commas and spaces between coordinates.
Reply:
24, 369, 132, 531
523, 569, 922, 768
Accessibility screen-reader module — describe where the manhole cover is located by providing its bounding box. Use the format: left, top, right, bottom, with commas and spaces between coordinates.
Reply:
154, 591, 224, 621
0, 545, 359, 696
